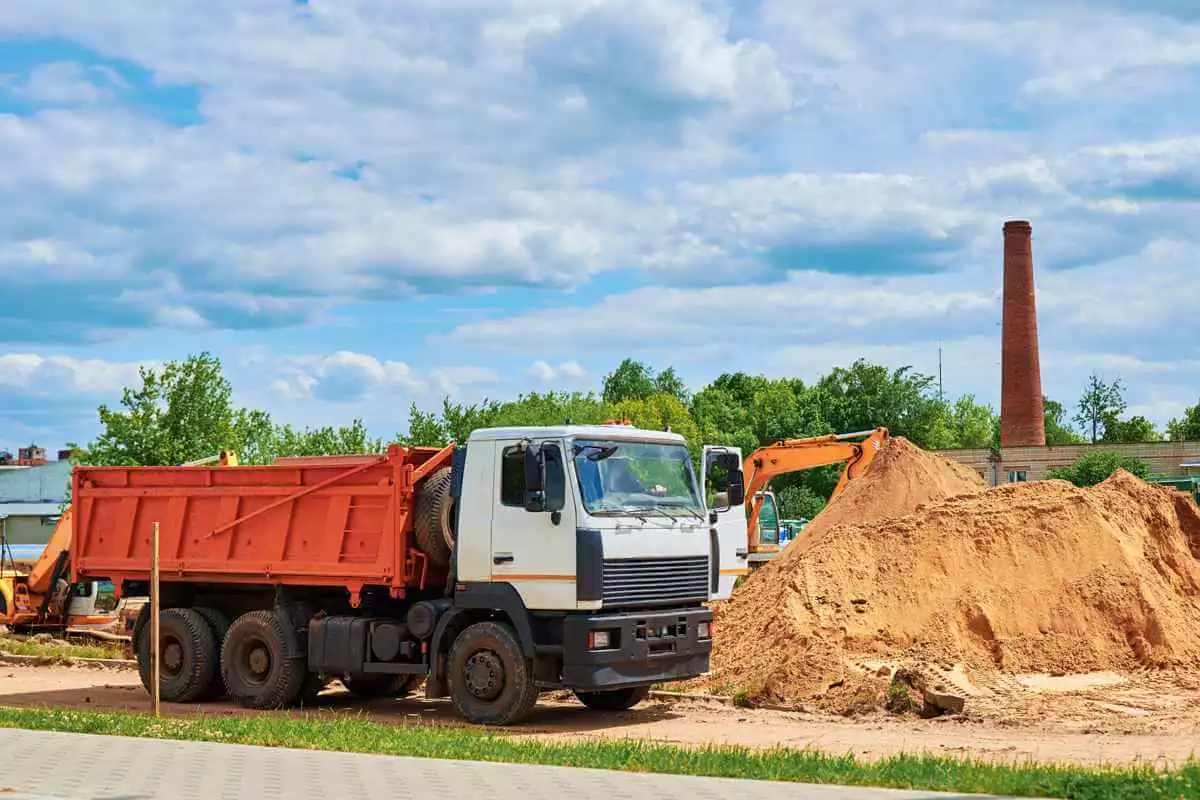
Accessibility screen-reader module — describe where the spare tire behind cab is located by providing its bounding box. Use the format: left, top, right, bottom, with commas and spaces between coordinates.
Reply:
414, 466, 455, 567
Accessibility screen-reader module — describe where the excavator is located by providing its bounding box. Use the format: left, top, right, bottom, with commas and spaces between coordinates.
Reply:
0, 506, 120, 633
704, 428, 889, 593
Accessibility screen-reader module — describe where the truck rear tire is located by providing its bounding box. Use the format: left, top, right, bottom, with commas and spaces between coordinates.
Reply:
574, 685, 650, 712
137, 607, 218, 704
221, 610, 307, 709
447, 621, 538, 725
193, 606, 232, 699
342, 673, 418, 699
414, 466, 455, 567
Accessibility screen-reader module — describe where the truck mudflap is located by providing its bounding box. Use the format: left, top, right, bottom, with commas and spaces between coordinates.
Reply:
560, 607, 712, 690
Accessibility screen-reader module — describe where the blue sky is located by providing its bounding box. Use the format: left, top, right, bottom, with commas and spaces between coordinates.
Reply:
2, 0, 1199, 452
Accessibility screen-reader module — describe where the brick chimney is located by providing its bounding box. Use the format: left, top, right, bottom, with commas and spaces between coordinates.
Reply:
1000, 220, 1046, 447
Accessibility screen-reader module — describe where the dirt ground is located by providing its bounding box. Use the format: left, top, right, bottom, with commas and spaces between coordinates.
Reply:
2, 660, 1199, 768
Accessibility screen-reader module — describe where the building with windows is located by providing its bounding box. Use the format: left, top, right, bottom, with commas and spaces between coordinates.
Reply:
933, 440, 1200, 494
0, 459, 70, 547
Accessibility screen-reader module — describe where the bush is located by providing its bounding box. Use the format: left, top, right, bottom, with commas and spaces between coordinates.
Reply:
1046, 451, 1149, 487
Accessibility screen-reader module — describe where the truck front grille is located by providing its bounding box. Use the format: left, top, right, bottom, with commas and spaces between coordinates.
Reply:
601, 556, 709, 608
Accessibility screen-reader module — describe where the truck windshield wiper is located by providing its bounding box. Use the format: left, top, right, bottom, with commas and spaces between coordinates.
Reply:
661, 503, 704, 521
639, 506, 679, 523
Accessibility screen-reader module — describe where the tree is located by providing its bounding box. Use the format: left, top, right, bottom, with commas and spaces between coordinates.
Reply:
1167, 400, 1200, 442
1046, 451, 1149, 487
1043, 398, 1086, 445
75, 351, 384, 468
946, 394, 998, 449
602, 359, 657, 404
1075, 373, 1126, 444
399, 392, 613, 447
75, 352, 238, 467
777, 484, 826, 521
612, 393, 702, 461
1102, 415, 1161, 444
653, 366, 690, 404
816, 359, 947, 449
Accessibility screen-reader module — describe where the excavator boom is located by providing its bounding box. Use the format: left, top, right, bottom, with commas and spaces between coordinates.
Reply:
743, 427, 888, 551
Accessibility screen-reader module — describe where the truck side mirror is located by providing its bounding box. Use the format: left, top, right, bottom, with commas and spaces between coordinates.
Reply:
542, 443, 566, 523
727, 469, 746, 507
523, 445, 545, 512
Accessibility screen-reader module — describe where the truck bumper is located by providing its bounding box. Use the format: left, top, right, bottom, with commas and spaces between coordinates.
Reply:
560, 606, 712, 690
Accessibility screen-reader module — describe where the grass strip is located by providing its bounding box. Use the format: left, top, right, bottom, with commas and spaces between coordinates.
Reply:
1, 705, 1197, 799
0, 636, 125, 661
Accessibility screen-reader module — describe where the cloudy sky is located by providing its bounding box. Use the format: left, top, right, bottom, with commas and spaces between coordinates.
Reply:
2, 0, 1198, 453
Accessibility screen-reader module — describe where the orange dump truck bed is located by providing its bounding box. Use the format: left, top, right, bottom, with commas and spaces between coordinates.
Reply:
71, 444, 452, 603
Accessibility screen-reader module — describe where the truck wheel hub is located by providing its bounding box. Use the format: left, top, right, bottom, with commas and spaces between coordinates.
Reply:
464, 651, 504, 699
163, 640, 183, 674
248, 645, 270, 677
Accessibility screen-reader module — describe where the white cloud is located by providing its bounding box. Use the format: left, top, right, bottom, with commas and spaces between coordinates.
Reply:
0, 354, 147, 394
8, 62, 122, 104
527, 359, 587, 383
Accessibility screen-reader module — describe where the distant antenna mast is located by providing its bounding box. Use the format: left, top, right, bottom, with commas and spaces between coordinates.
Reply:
938, 344, 944, 402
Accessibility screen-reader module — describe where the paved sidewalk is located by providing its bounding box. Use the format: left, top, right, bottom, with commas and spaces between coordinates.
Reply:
0, 728, 1025, 800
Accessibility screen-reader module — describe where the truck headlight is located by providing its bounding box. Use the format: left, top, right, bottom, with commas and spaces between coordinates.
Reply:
697, 621, 711, 640
587, 630, 616, 650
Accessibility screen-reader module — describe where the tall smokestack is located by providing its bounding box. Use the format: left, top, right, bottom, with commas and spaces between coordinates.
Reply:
1000, 220, 1046, 448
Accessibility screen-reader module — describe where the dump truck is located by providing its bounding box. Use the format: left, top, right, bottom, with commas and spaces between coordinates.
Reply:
70, 424, 717, 725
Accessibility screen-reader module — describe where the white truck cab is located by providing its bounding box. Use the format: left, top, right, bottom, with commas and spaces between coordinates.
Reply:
419, 423, 716, 723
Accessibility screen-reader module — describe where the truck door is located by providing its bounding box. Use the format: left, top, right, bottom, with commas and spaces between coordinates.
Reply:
703, 446, 748, 600
489, 439, 578, 610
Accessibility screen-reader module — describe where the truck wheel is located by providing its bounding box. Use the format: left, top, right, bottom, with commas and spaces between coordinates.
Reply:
414, 467, 455, 567
193, 606, 231, 699
447, 621, 538, 725
343, 673, 418, 699
574, 685, 650, 712
136, 607, 218, 704
221, 610, 307, 709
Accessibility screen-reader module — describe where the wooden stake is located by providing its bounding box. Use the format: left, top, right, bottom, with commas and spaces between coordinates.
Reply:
150, 521, 161, 718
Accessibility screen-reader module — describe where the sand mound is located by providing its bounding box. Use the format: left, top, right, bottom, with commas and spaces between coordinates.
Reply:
793, 435, 987, 542
710, 443, 1200, 711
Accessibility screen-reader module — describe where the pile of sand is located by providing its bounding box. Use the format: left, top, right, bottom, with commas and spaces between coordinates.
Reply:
709, 438, 1200, 711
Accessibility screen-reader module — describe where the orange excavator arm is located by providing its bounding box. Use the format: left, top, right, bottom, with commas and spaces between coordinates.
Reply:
27, 505, 73, 594
744, 428, 888, 551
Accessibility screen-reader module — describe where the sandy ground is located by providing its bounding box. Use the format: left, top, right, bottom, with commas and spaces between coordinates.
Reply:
2, 661, 1199, 768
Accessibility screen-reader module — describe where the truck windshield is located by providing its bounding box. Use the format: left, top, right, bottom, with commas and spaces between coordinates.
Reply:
572, 439, 703, 517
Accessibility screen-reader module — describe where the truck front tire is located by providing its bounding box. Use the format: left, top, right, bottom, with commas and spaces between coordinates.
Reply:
447, 621, 538, 725
574, 685, 650, 712
221, 610, 308, 709
414, 466, 455, 567
137, 607, 218, 704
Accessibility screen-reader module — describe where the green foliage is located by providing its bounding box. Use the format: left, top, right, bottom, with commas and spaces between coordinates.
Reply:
74, 352, 239, 467
75, 352, 383, 467
602, 358, 657, 404
946, 394, 998, 449
1167, 399, 1200, 442
1075, 372, 1127, 444
816, 360, 948, 448
602, 359, 690, 404
1102, 414, 1161, 444
1043, 398, 1086, 445
1046, 451, 1149, 487
3, 706, 1198, 799
400, 392, 613, 446
776, 484, 826, 520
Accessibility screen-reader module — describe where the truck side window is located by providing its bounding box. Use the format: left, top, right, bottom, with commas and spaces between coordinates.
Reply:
500, 445, 524, 506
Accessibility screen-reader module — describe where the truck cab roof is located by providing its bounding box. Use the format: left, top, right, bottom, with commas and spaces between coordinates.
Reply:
466, 424, 688, 445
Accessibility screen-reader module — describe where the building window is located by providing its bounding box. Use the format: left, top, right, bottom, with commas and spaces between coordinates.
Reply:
1008, 470, 1028, 483
500, 446, 525, 506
